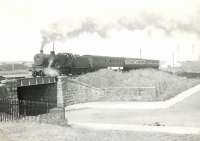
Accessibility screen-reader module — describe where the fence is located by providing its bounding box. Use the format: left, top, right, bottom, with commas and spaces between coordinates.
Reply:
0, 98, 19, 121
0, 98, 64, 123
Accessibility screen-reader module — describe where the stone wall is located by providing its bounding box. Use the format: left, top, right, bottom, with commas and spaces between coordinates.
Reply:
0, 76, 157, 108
0, 79, 17, 98
57, 76, 158, 106
103, 87, 156, 101
57, 76, 104, 107
0, 84, 9, 98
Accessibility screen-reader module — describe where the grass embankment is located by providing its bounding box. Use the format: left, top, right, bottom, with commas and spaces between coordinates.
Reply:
75, 69, 200, 101
0, 122, 199, 141
0, 70, 30, 76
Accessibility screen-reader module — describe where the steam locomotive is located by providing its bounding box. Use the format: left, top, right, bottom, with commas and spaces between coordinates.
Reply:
31, 50, 159, 76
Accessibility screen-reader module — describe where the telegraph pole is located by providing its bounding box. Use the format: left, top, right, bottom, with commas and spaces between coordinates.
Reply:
172, 52, 175, 74
53, 41, 55, 52
12, 63, 14, 72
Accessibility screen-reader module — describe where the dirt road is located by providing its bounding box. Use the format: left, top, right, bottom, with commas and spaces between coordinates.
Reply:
67, 90, 200, 128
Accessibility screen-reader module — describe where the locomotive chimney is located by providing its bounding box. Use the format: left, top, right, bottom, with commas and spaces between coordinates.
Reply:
51, 41, 55, 56
40, 50, 44, 54
50, 51, 55, 56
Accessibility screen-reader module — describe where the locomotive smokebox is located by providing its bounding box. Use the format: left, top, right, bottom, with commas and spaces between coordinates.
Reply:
50, 51, 55, 56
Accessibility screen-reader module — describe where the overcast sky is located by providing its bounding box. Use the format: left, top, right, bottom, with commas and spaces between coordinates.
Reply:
0, 0, 200, 66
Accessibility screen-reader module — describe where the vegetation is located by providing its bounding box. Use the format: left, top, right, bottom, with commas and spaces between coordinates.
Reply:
75, 69, 200, 101
178, 61, 200, 73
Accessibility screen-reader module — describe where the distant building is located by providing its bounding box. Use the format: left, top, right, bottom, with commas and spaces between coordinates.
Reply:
0, 76, 5, 82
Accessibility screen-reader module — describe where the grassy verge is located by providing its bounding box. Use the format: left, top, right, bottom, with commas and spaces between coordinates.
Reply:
0, 122, 199, 141
75, 69, 200, 101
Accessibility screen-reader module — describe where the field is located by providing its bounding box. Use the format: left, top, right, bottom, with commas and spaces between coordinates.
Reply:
0, 122, 199, 141
75, 69, 200, 101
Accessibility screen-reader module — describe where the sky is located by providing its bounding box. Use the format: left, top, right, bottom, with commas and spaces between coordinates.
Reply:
0, 0, 200, 66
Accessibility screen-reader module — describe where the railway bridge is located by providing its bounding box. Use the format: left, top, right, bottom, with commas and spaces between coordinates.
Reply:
1, 75, 105, 111
1, 76, 65, 107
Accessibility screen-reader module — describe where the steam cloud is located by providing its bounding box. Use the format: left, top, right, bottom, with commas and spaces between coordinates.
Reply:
40, 19, 109, 50
40, 0, 200, 65
44, 59, 59, 76
41, 14, 200, 46
67, 19, 108, 38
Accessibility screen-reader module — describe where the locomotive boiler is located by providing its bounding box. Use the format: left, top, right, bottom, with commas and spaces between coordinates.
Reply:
31, 50, 159, 77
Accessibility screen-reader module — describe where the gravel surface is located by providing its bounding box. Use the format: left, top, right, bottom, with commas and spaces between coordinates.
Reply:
67, 90, 200, 128
0, 122, 199, 141
0, 129, 11, 141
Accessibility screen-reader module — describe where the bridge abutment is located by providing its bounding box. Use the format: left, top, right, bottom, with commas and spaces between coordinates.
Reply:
57, 76, 66, 108
1, 79, 18, 98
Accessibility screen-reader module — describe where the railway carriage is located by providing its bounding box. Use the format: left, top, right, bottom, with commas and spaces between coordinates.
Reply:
31, 50, 159, 76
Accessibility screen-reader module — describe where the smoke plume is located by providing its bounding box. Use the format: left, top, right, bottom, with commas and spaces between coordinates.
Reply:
40, 23, 65, 50
41, 13, 200, 45
67, 19, 108, 38
40, 18, 110, 49
39, 0, 200, 65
